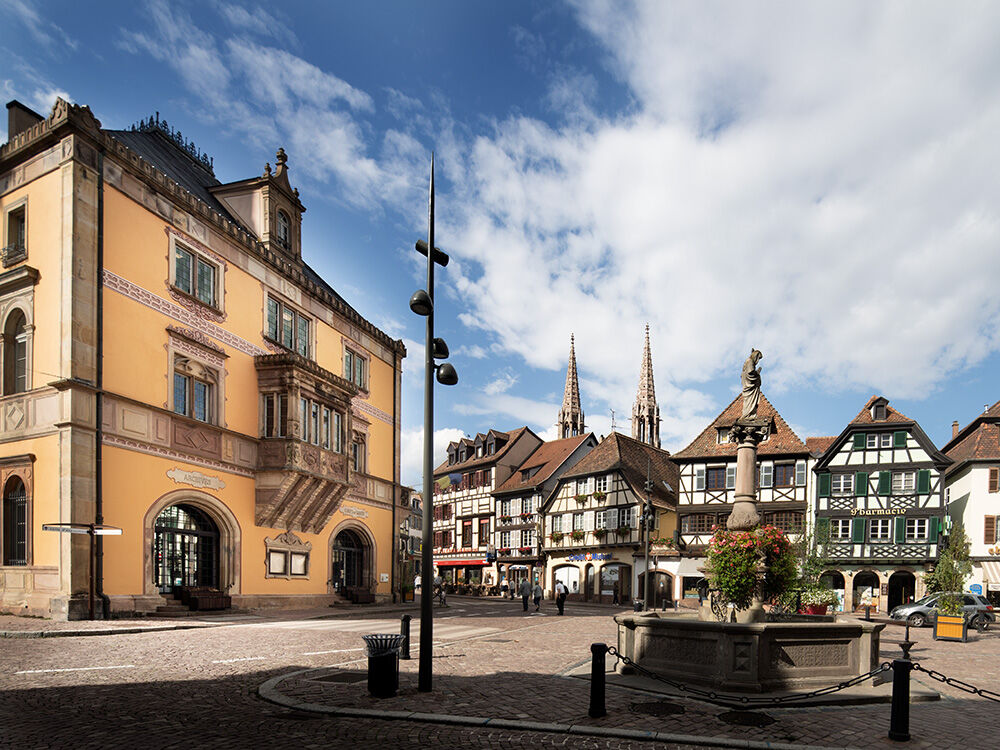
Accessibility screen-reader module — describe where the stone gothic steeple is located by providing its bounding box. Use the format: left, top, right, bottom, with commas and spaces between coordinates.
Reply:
557, 334, 586, 438
632, 324, 661, 448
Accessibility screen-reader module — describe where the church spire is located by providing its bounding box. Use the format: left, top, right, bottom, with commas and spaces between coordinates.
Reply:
557, 334, 585, 439
632, 324, 661, 448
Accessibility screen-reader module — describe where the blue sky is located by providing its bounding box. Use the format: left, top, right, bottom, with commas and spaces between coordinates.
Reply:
5, 1, 1000, 486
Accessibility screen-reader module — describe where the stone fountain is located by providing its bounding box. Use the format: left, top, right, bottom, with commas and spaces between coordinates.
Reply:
615, 349, 884, 692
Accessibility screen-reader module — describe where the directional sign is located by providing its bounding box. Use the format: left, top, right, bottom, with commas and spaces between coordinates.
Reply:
42, 523, 122, 535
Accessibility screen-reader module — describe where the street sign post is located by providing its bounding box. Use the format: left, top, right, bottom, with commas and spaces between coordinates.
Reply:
42, 523, 123, 620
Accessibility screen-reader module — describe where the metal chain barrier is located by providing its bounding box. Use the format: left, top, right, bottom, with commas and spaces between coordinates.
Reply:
911, 663, 1000, 703
605, 645, 892, 708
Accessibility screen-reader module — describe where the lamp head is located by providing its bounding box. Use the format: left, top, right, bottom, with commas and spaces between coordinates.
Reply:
432, 337, 450, 359
409, 289, 432, 316
436, 362, 459, 386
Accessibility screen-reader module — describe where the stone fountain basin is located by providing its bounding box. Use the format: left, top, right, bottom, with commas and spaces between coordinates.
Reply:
615, 612, 885, 693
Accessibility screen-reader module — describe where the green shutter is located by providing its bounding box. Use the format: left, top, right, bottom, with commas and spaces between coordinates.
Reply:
853, 433, 866, 450
855, 472, 868, 497
816, 517, 831, 542
893, 430, 907, 448
894, 517, 906, 543
877, 471, 891, 495
818, 472, 831, 498
917, 469, 930, 494
852, 518, 866, 543
929, 516, 939, 541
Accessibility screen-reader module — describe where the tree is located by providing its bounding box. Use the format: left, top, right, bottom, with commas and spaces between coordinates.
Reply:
924, 522, 972, 615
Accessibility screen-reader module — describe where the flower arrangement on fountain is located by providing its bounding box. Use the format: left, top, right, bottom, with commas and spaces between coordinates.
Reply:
704, 524, 797, 610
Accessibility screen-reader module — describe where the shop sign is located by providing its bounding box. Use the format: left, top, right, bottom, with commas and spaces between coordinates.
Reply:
166, 468, 225, 490
567, 553, 613, 562
850, 508, 897, 516
969, 584, 983, 595
341, 505, 369, 519
987, 546, 1000, 555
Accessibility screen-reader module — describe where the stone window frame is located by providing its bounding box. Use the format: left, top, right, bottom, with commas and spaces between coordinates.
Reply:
3, 196, 28, 267
0, 266, 37, 396
351, 431, 367, 474
342, 343, 369, 393
167, 231, 225, 315
264, 531, 312, 579
265, 294, 312, 359
166, 329, 227, 428
0, 455, 34, 568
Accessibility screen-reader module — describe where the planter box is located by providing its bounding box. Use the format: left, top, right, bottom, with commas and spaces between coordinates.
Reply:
933, 613, 968, 642
802, 604, 828, 616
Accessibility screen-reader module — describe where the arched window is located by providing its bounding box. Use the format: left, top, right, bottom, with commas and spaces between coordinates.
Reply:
2, 475, 27, 566
276, 210, 290, 250
3, 309, 26, 394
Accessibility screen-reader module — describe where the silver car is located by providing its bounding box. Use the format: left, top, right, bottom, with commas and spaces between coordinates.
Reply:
889, 592, 995, 629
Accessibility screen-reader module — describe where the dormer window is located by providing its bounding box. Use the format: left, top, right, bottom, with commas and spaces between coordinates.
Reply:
276, 210, 290, 250
872, 403, 887, 420
716, 428, 730, 444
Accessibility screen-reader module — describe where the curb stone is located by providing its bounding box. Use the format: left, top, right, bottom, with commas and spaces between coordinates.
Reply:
0, 623, 225, 639
257, 668, 861, 750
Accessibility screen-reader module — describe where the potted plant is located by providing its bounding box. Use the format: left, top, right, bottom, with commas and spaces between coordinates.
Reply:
933, 593, 968, 642
571, 529, 585, 542
925, 523, 973, 642
592, 490, 607, 502
574, 493, 588, 505
593, 528, 607, 541
615, 525, 631, 538
550, 531, 564, 543
799, 585, 839, 615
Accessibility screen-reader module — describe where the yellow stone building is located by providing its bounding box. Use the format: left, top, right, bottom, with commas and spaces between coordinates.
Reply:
0, 99, 405, 619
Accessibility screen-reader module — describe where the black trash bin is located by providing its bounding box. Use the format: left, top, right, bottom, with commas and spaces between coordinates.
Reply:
633, 599, 644, 612
362, 633, 407, 698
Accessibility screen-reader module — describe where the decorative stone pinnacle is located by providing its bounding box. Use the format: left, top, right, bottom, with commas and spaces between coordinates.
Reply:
264, 162, 272, 176
276, 147, 288, 166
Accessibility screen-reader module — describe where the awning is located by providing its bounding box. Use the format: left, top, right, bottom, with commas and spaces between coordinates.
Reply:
436, 559, 487, 567
675, 557, 706, 578
981, 561, 1000, 582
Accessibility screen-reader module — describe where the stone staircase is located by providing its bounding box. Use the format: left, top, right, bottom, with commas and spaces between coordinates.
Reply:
149, 592, 199, 618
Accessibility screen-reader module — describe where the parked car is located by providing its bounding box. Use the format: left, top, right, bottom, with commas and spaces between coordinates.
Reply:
889, 592, 995, 629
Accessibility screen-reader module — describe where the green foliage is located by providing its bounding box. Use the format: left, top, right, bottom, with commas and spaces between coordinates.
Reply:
592, 490, 607, 502
593, 527, 607, 540
705, 525, 796, 610
924, 522, 972, 596
570, 529, 584, 541
550, 531, 564, 543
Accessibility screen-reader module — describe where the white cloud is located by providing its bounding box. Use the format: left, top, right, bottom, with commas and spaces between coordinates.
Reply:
400, 426, 466, 488
215, 2, 298, 46
483, 369, 518, 396
27, 88, 71, 115
455, 344, 488, 360
3, 0, 78, 51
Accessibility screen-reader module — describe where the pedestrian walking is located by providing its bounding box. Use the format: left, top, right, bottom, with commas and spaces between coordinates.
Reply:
532, 581, 543, 611
500, 577, 509, 598
555, 580, 568, 615
518, 578, 531, 611
612, 581, 620, 606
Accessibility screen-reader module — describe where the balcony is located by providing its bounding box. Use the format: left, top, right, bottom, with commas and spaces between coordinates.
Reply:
254, 352, 357, 533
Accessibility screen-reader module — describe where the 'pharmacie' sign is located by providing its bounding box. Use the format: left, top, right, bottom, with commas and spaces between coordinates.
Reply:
567, 553, 613, 562
850, 508, 902, 516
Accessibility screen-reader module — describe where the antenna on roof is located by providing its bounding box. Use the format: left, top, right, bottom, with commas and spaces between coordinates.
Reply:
610, 409, 616, 432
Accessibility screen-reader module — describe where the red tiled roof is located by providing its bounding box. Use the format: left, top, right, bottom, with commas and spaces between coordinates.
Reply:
433, 426, 534, 477
494, 434, 594, 494
560, 432, 678, 507
806, 437, 838, 457
849, 395, 912, 425
672, 393, 808, 459
945, 422, 1000, 465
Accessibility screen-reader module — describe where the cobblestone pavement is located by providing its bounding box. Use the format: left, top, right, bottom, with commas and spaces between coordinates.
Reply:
1, 598, 997, 749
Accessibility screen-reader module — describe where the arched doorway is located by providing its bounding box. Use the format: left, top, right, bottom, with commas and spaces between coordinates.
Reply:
888, 570, 916, 610
553, 565, 581, 598
584, 563, 594, 602
637, 571, 674, 609
600, 563, 631, 604
852, 570, 880, 613
331, 529, 370, 594
153, 504, 219, 593
820, 570, 846, 612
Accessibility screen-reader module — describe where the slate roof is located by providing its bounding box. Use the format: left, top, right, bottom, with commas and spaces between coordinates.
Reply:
559, 432, 678, 507
493, 434, 594, 495
672, 393, 809, 459
433, 427, 535, 477
107, 128, 246, 231
805, 437, 838, 457
849, 395, 913, 425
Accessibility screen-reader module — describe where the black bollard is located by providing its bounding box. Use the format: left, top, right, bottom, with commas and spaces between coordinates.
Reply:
400, 614, 412, 660
888, 657, 912, 741
865, 605, 872, 622
589, 643, 607, 718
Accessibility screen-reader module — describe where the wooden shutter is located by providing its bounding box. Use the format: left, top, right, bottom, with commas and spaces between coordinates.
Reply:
986, 516, 997, 545
853, 433, 866, 450
917, 469, 930, 494
893, 430, 907, 448
877, 472, 891, 495
818, 472, 831, 497
990, 468, 999, 493
855, 472, 868, 497
894, 517, 906, 543
928, 516, 939, 541
851, 518, 866, 543
815, 517, 831, 541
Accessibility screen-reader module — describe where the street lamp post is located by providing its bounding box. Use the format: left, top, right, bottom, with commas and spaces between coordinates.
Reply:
411, 155, 458, 693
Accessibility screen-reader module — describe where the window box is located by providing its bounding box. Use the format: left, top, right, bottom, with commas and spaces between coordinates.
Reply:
574, 494, 588, 505
592, 490, 607, 502
570, 529, 585, 542
593, 528, 607, 540
614, 526, 631, 537
550, 531, 564, 543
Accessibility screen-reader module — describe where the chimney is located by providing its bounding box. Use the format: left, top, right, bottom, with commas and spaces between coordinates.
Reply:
986, 405, 991, 415
952, 420, 959, 439
6, 100, 44, 142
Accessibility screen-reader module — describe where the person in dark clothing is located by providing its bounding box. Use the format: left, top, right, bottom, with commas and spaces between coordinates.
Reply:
518, 578, 531, 611
555, 580, 568, 615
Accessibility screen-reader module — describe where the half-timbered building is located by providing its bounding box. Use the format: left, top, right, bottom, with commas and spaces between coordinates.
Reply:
941, 401, 1000, 606
431, 427, 541, 587
671, 393, 812, 603
812, 396, 951, 614
541, 432, 677, 603
492, 433, 597, 590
